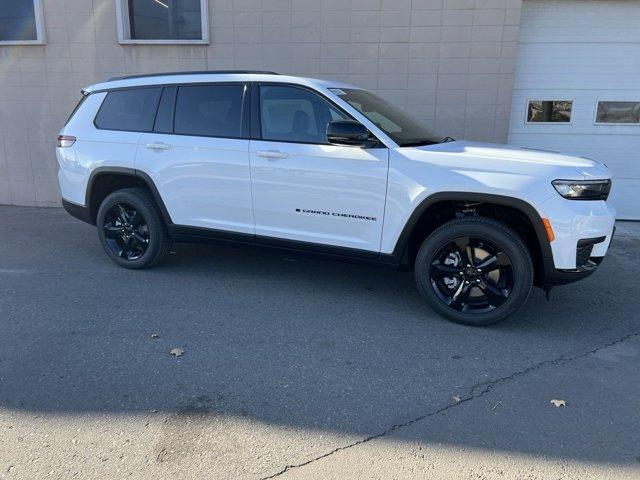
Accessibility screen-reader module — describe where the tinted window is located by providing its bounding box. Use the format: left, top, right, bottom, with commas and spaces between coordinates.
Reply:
331, 88, 443, 146
174, 85, 244, 138
0, 0, 37, 41
596, 101, 640, 124
128, 0, 202, 40
527, 100, 572, 123
95, 88, 162, 132
260, 86, 349, 144
154, 87, 177, 133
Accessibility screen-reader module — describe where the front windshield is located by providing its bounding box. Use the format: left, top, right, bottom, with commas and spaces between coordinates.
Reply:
331, 88, 446, 147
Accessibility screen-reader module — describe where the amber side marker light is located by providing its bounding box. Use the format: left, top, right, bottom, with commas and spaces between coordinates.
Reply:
542, 218, 555, 242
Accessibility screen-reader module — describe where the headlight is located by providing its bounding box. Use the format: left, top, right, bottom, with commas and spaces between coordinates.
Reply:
552, 179, 611, 200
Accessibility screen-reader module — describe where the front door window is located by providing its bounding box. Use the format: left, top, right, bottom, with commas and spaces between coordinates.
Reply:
259, 86, 349, 144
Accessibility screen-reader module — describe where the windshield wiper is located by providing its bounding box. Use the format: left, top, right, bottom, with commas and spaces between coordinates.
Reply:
399, 139, 440, 147
399, 136, 456, 147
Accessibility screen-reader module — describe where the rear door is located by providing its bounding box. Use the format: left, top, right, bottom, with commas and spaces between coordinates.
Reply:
136, 83, 254, 233
249, 84, 389, 252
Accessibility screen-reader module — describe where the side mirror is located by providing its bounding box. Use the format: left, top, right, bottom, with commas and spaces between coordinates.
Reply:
326, 120, 377, 147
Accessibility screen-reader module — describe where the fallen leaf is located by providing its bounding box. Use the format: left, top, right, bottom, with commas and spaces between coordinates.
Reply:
452, 395, 461, 403
150, 333, 159, 339
169, 348, 185, 357
550, 399, 566, 407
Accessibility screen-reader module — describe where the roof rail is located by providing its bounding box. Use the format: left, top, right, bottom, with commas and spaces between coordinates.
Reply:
108, 70, 280, 81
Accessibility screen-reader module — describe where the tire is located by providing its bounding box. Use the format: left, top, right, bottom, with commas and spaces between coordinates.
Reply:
414, 217, 533, 326
96, 188, 171, 269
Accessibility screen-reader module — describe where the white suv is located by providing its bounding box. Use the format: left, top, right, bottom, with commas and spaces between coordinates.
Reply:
57, 71, 616, 325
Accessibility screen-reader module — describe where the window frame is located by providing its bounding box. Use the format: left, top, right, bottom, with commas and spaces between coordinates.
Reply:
153, 86, 178, 134
92, 82, 251, 139
593, 100, 640, 126
251, 82, 383, 148
524, 99, 574, 125
115, 0, 210, 45
0, 0, 46, 45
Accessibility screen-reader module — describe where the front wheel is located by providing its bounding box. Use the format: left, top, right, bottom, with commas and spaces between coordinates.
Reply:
96, 188, 171, 269
414, 217, 533, 326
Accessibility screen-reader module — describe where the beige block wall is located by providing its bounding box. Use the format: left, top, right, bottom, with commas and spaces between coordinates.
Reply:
0, 0, 522, 207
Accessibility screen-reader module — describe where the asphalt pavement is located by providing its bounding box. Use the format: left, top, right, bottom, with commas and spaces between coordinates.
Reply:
0, 206, 639, 479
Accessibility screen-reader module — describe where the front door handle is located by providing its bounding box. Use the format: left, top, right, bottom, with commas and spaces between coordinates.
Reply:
257, 150, 289, 160
145, 142, 171, 151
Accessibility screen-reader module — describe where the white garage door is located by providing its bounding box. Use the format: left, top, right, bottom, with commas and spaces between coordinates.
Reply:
509, 0, 640, 219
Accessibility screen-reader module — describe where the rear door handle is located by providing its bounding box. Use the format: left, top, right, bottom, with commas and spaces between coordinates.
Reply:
257, 150, 289, 160
145, 142, 171, 151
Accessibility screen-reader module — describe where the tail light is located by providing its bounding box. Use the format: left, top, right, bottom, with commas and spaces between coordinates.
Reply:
58, 135, 76, 148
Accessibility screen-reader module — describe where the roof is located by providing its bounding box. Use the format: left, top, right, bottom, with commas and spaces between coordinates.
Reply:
107, 70, 280, 81
83, 71, 358, 94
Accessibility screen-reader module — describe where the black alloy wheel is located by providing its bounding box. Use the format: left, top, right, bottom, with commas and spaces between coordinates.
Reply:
414, 217, 533, 326
96, 188, 171, 269
429, 236, 514, 314
103, 203, 150, 260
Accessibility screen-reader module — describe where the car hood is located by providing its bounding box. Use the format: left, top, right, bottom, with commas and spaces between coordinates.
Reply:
402, 140, 611, 180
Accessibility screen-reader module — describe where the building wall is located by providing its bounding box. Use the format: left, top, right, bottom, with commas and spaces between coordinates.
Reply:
0, 0, 522, 207
508, 0, 640, 219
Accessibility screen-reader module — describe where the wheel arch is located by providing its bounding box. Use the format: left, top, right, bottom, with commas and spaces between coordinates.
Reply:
85, 167, 172, 225
392, 192, 553, 285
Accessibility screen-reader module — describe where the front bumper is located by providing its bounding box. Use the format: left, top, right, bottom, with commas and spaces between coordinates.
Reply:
543, 256, 604, 286
539, 195, 616, 286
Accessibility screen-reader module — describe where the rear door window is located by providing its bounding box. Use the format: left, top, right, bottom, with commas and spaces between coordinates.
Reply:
94, 87, 162, 132
174, 84, 245, 138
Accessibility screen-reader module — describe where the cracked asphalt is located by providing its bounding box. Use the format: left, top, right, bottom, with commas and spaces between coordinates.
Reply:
0, 206, 639, 480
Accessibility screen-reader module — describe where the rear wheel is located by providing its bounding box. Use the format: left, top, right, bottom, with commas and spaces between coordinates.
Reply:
414, 217, 533, 326
96, 188, 171, 269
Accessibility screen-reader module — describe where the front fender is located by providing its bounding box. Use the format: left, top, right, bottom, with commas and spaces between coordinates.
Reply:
380, 150, 556, 256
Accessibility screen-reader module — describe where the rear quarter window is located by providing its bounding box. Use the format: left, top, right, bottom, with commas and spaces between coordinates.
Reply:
94, 87, 162, 132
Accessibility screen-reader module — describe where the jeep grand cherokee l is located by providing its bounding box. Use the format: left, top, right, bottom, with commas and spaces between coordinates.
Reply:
57, 71, 616, 325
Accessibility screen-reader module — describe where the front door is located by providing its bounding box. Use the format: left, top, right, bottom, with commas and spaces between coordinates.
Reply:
250, 84, 389, 252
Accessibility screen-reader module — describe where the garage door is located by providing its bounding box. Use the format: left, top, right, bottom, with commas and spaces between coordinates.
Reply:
508, 0, 640, 219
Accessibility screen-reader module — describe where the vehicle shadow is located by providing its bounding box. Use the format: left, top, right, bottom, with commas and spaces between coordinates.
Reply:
0, 206, 638, 467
